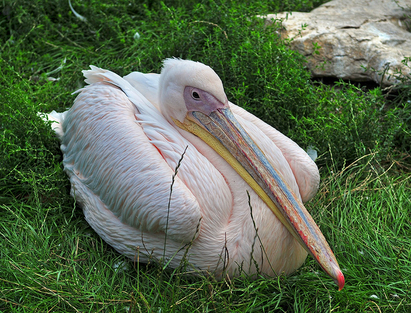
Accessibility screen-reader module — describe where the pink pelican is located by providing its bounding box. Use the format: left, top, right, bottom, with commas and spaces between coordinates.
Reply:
45, 58, 344, 289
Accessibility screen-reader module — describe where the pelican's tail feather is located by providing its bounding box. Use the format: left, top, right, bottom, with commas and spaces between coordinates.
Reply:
39, 110, 68, 140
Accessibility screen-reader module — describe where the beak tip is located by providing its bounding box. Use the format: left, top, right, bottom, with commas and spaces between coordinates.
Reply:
336, 270, 345, 291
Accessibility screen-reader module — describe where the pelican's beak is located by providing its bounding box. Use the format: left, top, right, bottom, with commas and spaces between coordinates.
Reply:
173, 107, 344, 290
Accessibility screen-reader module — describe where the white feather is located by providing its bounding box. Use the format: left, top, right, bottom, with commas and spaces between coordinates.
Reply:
43, 60, 322, 278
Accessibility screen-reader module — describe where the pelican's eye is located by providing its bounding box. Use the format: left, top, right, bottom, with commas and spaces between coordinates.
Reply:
192, 91, 200, 100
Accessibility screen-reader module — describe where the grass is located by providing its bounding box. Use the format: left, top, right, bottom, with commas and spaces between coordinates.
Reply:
2, 155, 409, 312
1, 0, 410, 311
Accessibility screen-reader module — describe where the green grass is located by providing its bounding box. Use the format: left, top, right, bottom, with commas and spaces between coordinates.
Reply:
1, 0, 410, 311
2, 155, 409, 312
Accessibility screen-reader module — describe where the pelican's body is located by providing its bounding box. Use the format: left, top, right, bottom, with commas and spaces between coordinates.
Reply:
46, 59, 344, 288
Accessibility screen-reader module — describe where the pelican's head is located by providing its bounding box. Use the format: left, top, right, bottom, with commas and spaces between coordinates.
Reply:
159, 58, 229, 123
158, 58, 344, 290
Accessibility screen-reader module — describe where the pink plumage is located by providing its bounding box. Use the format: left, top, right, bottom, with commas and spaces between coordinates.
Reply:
45, 59, 344, 289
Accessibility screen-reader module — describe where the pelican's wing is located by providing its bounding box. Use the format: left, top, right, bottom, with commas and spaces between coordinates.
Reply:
229, 103, 320, 203
124, 72, 160, 110
61, 67, 202, 244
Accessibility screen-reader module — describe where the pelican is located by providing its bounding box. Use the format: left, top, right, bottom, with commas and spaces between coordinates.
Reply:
45, 58, 344, 289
